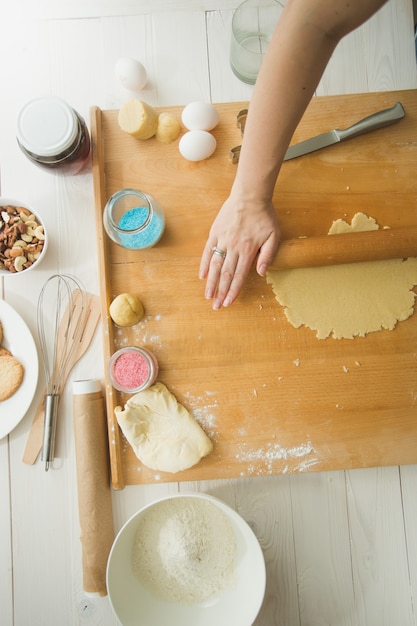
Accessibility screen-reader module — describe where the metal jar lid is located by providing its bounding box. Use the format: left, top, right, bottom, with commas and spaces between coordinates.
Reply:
16, 97, 79, 158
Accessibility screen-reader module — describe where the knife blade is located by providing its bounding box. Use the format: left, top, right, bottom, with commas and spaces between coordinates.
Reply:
284, 101, 405, 160
230, 102, 405, 164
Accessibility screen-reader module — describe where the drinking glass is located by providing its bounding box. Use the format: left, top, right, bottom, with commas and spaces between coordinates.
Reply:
230, 0, 283, 85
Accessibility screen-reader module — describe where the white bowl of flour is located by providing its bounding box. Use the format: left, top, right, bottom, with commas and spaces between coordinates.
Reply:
106, 493, 266, 626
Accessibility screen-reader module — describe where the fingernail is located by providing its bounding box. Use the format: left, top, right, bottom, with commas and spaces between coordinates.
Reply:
205, 288, 213, 299
213, 299, 221, 310
223, 296, 231, 307
258, 263, 268, 276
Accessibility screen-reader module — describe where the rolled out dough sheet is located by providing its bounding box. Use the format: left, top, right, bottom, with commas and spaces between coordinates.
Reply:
266, 213, 417, 339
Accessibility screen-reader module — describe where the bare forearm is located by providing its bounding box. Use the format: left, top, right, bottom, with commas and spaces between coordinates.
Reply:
200, 0, 388, 310
232, 0, 388, 203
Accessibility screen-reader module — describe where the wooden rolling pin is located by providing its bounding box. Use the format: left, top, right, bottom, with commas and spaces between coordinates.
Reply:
270, 226, 417, 270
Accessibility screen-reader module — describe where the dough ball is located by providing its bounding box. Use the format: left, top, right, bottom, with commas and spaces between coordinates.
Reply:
109, 293, 144, 327
156, 112, 181, 144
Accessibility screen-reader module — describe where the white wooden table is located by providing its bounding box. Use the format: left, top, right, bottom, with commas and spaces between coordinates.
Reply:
1, 2, 417, 625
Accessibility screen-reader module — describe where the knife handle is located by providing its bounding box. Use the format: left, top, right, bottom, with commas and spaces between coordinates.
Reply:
336, 102, 405, 142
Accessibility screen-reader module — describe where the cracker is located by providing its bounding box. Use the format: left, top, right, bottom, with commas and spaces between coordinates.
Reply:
0, 355, 24, 401
0, 347, 11, 357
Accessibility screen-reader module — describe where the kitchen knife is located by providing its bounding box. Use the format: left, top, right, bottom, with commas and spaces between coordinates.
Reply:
230, 102, 405, 163
284, 101, 405, 161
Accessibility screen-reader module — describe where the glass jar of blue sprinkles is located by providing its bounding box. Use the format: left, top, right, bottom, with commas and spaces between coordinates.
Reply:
103, 188, 165, 249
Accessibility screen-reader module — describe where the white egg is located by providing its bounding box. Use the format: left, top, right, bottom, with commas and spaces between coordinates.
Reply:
179, 130, 217, 162
115, 57, 147, 91
181, 102, 219, 131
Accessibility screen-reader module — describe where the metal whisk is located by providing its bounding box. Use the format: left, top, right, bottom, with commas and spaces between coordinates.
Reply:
37, 274, 88, 471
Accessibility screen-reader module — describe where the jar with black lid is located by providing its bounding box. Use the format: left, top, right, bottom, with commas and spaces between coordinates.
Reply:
16, 97, 91, 175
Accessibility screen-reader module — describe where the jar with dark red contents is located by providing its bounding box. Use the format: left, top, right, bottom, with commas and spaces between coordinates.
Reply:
109, 346, 159, 394
16, 97, 91, 175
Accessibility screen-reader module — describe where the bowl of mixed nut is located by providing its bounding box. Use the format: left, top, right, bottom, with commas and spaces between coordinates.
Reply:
0, 197, 47, 275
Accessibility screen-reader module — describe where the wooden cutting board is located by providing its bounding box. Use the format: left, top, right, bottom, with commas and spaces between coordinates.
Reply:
91, 89, 417, 489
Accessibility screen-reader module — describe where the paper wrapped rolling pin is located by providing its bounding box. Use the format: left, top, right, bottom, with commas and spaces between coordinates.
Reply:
73, 380, 114, 596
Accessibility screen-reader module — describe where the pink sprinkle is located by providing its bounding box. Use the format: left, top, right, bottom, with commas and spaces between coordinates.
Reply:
113, 350, 149, 389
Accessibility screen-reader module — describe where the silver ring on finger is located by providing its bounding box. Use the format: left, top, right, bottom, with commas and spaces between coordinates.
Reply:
211, 246, 226, 259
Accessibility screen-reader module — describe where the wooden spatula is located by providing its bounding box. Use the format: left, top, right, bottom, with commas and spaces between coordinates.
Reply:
22, 290, 101, 465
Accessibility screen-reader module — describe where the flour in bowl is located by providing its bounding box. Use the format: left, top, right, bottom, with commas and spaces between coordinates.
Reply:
131, 497, 237, 604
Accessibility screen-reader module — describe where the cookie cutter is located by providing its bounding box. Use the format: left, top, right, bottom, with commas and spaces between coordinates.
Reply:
230, 108, 248, 164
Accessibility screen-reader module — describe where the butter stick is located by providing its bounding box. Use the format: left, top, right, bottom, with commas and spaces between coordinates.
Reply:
73, 380, 114, 596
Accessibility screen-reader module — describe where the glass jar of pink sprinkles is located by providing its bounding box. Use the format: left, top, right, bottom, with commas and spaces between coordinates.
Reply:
109, 346, 158, 393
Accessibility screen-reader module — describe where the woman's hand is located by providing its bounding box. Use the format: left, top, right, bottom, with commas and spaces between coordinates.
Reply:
199, 196, 280, 309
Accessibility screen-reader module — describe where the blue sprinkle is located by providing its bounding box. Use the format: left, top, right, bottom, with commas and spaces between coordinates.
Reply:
118, 206, 164, 249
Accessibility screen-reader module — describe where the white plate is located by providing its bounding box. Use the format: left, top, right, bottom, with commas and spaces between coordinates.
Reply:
0, 299, 39, 439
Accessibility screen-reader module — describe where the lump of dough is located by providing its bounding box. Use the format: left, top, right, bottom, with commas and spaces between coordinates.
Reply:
115, 382, 213, 473
156, 112, 181, 144
118, 99, 159, 139
109, 293, 144, 327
